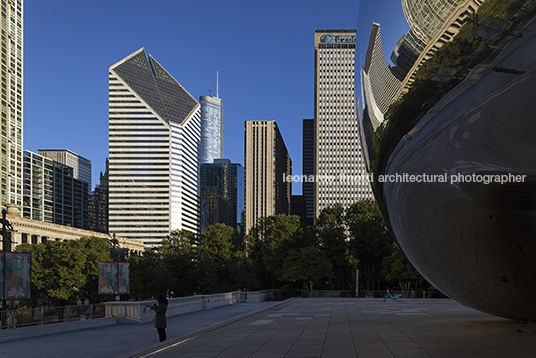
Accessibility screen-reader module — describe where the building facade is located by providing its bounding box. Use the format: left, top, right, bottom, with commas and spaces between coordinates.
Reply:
108, 48, 201, 246
302, 119, 315, 226
88, 158, 109, 234
1, 204, 144, 253
394, 0, 484, 98
22, 150, 89, 230
200, 158, 244, 230
314, 29, 373, 218
1, 0, 23, 208
200, 95, 224, 164
244, 120, 291, 233
38, 149, 92, 190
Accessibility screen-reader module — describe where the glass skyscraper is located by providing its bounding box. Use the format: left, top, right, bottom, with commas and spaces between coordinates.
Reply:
108, 48, 201, 246
37, 149, 92, 191
200, 95, 223, 164
1, 0, 23, 207
201, 158, 244, 230
22, 150, 89, 230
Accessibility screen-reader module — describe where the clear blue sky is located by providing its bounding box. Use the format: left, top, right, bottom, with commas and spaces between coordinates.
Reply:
24, 0, 406, 194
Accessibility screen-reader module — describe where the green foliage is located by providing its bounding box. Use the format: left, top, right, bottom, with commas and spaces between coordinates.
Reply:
15, 237, 112, 305
11, 210, 425, 304
280, 246, 332, 297
129, 230, 200, 299
198, 224, 240, 293
245, 215, 308, 289
381, 242, 423, 295
346, 200, 393, 291
314, 204, 352, 290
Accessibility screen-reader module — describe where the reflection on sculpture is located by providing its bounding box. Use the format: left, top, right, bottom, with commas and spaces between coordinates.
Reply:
357, 0, 536, 320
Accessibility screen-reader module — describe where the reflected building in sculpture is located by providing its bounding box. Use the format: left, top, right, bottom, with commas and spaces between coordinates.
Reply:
357, 0, 536, 320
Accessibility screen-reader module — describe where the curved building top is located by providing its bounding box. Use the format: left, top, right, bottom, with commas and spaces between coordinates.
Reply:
402, 0, 461, 42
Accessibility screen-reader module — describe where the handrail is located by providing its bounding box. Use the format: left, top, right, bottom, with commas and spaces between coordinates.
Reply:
0, 304, 106, 329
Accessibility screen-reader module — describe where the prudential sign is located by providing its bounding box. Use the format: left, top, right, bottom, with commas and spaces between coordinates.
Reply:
321, 33, 356, 43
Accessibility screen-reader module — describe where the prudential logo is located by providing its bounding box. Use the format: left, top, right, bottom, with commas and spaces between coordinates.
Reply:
321, 33, 336, 43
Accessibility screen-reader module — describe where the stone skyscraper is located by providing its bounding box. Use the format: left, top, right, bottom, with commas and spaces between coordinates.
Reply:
244, 120, 291, 233
314, 30, 373, 217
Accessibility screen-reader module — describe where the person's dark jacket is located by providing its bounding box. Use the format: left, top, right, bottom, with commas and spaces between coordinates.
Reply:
152, 303, 167, 328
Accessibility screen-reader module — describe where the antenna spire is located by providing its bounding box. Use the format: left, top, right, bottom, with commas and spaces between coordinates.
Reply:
216, 71, 219, 98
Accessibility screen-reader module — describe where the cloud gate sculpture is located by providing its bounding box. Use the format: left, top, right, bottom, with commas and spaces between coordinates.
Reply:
356, 0, 536, 321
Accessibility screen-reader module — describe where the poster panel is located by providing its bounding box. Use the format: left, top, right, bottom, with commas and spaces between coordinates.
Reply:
118, 263, 130, 294
98, 262, 117, 294
5, 252, 31, 299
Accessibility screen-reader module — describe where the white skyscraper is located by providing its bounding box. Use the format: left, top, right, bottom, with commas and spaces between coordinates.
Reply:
108, 48, 201, 246
314, 29, 373, 217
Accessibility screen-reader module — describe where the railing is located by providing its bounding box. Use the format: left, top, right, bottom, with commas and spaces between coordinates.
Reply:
312, 290, 351, 298
0, 304, 106, 330
105, 290, 274, 324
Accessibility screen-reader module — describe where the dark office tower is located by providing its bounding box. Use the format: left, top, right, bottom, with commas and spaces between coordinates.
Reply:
244, 120, 291, 233
302, 119, 315, 226
290, 195, 307, 224
22, 150, 89, 230
200, 158, 244, 230
88, 159, 109, 234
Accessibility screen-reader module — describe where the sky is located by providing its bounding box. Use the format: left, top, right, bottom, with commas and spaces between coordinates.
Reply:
24, 0, 407, 194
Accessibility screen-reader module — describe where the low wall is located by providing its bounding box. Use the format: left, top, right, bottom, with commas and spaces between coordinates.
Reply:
105, 290, 274, 324
0, 290, 275, 342
0, 317, 117, 343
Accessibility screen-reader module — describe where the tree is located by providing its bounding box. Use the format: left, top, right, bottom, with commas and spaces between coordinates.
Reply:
15, 237, 112, 305
198, 224, 239, 293
381, 242, 423, 296
245, 214, 307, 289
129, 230, 200, 299
315, 204, 353, 290
280, 246, 333, 297
346, 200, 393, 291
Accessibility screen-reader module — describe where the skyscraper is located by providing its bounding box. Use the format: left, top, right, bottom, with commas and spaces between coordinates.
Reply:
108, 48, 201, 246
22, 150, 89, 230
314, 30, 373, 217
201, 158, 244, 230
244, 120, 291, 233
302, 119, 315, 226
200, 95, 223, 164
38, 149, 92, 190
88, 159, 109, 234
1, 0, 23, 208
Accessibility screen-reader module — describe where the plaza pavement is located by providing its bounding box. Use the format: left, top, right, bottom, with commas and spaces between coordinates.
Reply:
2, 298, 536, 358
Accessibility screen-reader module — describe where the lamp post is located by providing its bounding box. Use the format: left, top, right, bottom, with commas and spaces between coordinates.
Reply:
1, 208, 13, 326
108, 233, 127, 301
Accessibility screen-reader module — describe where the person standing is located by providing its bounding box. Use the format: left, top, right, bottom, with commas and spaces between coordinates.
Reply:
150, 293, 168, 342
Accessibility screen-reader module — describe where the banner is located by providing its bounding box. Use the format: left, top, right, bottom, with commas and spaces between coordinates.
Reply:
118, 262, 130, 294
98, 262, 130, 295
1, 252, 31, 300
